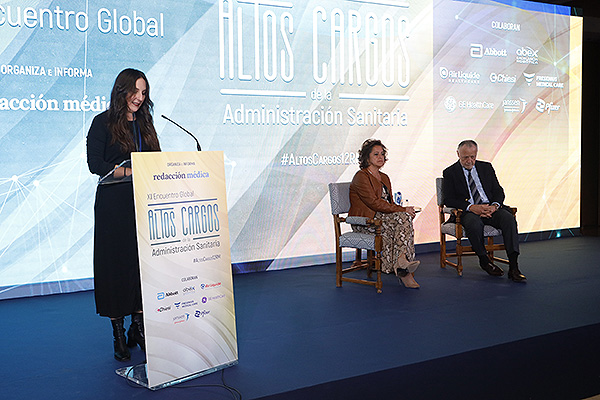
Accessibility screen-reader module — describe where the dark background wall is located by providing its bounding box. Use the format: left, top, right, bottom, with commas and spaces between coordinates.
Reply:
530, 0, 599, 235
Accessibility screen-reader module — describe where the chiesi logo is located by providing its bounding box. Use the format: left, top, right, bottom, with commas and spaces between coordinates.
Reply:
490, 72, 516, 84
439, 67, 480, 84
536, 98, 560, 114
156, 305, 172, 313
470, 44, 507, 58
516, 47, 538, 64
503, 98, 528, 113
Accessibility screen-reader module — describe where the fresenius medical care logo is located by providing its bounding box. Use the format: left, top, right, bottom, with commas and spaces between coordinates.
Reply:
523, 72, 535, 86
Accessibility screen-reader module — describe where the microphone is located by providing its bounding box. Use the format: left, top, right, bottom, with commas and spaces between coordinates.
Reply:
161, 114, 201, 151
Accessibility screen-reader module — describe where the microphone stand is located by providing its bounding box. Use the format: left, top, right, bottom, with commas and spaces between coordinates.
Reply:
161, 114, 201, 151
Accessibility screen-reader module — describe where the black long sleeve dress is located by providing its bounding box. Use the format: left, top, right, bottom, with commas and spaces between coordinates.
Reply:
86, 111, 151, 318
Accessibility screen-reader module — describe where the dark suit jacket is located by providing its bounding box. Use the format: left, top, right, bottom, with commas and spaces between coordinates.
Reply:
442, 160, 506, 211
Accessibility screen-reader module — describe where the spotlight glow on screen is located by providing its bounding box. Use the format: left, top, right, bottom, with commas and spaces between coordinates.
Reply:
0, 0, 581, 297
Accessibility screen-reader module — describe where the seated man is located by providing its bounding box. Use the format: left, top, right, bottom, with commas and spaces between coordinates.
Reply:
442, 140, 526, 282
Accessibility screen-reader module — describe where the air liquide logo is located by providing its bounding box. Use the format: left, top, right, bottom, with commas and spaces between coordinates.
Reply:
200, 282, 222, 290
439, 67, 480, 85
516, 47, 538, 65
471, 44, 507, 58
536, 98, 560, 114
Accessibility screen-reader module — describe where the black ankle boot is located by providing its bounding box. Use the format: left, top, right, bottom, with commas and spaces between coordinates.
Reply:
127, 313, 145, 351
111, 318, 131, 361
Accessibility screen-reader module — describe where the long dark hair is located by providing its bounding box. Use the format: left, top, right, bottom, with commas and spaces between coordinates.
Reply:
358, 139, 388, 169
107, 68, 160, 152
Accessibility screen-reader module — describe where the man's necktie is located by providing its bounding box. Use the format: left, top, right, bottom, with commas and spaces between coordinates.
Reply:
468, 170, 482, 204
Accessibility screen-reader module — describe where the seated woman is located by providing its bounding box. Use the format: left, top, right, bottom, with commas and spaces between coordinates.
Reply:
349, 139, 421, 288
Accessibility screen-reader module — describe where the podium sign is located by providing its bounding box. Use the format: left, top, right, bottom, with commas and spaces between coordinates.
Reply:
122, 151, 237, 389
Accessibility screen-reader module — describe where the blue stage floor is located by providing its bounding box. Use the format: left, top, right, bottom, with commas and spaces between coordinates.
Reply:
1, 236, 599, 399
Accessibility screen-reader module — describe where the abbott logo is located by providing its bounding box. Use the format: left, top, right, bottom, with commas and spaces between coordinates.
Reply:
470, 43, 483, 58
472, 44, 507, 58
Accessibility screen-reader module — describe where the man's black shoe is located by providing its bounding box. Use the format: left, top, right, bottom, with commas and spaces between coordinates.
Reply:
480, 262, 504, 276
508, 268, 527, 282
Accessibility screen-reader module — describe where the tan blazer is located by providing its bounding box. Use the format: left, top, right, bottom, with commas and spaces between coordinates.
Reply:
348, 169, 402, 218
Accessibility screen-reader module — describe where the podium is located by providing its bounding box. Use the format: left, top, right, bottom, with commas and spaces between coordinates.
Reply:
116, 151, 238, 390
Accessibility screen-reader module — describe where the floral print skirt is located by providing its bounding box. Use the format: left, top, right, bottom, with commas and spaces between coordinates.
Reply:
352, 211, 415, 274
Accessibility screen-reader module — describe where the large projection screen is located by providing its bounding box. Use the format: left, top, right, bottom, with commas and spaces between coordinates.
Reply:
0, 0, 582, 298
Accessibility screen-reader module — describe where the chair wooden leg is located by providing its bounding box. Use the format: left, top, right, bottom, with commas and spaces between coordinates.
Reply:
366, 250, 373, 278
456, 238, 463, 276
440, 233, 447, 269
374, 256, 382, 293
335, 246, 343, 288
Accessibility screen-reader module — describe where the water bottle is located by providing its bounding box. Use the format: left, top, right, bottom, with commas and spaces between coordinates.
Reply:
394, 191, 402, 205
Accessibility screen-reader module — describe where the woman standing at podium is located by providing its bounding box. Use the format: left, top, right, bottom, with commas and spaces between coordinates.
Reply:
86, 68, 161, 361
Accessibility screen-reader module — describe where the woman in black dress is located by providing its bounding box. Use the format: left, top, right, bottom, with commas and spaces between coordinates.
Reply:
86, 68, 161, 361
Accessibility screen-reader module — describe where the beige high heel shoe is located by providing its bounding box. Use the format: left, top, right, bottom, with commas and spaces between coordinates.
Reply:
394, 255, 421, 288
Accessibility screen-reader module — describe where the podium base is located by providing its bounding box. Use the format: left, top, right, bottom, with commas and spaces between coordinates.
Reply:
116, 360, 238, 390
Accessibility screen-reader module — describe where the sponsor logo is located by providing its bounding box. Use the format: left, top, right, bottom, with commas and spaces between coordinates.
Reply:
523, 72, 535, 86
157, 290, 178, 300
490, 72, 516, 84
439, 66, 480, 84
195, 309, 211, 318
516, 46, 538, 65
492, 21, 520, 32
174, 300, 199, 309
200, 282, 222, 290
181, 275, 198, 282
536, 75, 565, 88
156, 305, 172, 313
201, 294, 226, 304
444, 96, 457, 113
471, 44, 507, 58
536, 98, 560, 114
458, 100, 494, 110
503, 98, 528, 113
182, 286, 196, 295
173, 313, 190, 324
